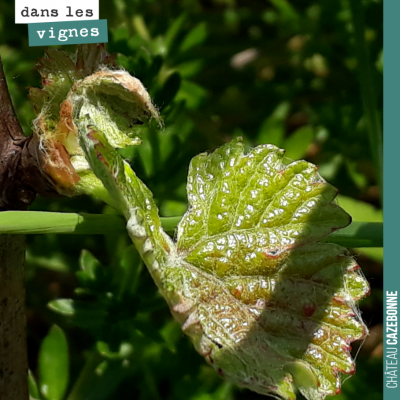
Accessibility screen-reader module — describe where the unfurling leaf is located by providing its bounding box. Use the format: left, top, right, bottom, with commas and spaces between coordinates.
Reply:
30, 44, 160, 203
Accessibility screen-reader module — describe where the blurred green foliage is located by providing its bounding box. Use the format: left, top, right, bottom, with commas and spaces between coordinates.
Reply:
0, 0, 382, 399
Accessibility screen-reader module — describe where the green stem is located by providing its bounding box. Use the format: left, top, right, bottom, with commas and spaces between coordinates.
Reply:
349, 0, 383, 205
0, 212, 126, 235
0, 211, 383, 247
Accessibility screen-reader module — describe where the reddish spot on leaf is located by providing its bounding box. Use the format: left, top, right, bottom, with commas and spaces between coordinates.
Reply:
262, 250, 281, 259
303, 303, 316, 317
95, 150, 109, 167
87, 131, 98, 143
233, 285, 243, 299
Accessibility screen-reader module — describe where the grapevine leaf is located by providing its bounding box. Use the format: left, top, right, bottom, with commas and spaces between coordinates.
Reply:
28, 45, 116, 198
174, 138, 369, 399
79, 130, 368, 400
29, 44, 115, 116
30, 45, 159, 202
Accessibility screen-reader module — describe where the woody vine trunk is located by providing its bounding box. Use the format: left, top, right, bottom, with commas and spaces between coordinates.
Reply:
0, 53, 54, 400
0, 235, 28, 400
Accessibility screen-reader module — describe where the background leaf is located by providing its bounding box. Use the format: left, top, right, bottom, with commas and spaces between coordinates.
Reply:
180, 22, 208, 52
39, 325, 69, 400
29, 370, 42, 400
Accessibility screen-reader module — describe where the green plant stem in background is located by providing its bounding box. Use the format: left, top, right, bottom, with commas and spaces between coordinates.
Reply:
0, 211, 383, 248
0, 211, 180, 235
349, 0, 383, 205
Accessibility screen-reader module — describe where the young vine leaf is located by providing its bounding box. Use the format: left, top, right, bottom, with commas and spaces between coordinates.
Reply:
31, 45, 369, 400
29, 44, 159, 206
175, 139, 369, 399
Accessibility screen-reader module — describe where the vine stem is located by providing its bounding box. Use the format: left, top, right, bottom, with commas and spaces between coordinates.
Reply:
0, 235, 29, 400
349, 0, 383, 205
0, 55, 29, 400
0, 211, 383, 248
